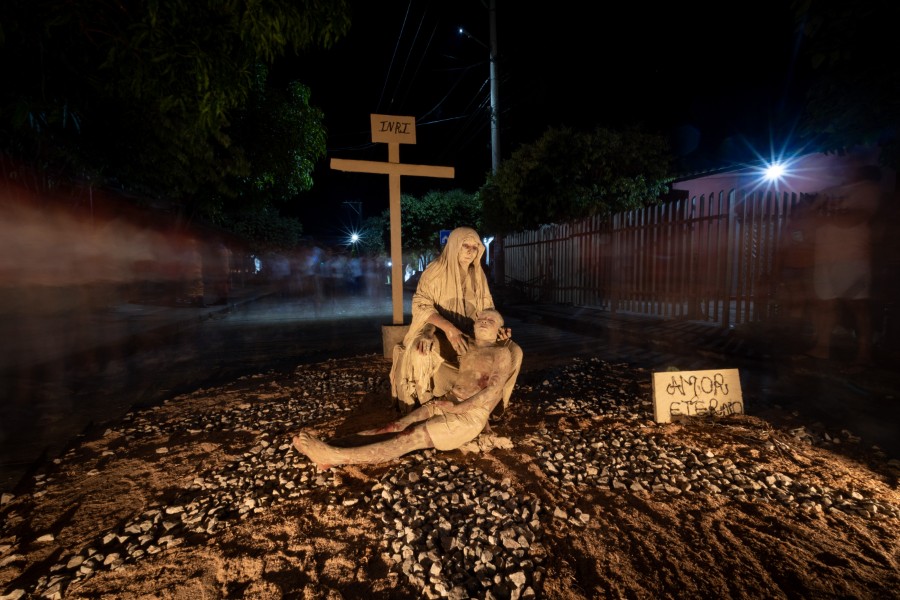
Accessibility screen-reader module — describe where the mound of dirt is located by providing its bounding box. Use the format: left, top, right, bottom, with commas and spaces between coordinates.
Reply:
1, 354, 898, 599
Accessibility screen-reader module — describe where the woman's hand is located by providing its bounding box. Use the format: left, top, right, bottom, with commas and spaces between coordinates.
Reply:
414, 333, 435, 355
445, 326, 468, 354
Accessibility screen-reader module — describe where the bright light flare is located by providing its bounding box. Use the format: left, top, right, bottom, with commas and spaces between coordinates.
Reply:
339, 227, 363, 250
763, 162, 786, 182
737, 129, 819, 194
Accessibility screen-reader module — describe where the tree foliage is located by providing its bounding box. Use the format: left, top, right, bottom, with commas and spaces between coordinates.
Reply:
218, 206, 304, 255
0, 0, 349, 202
479, 126, 674, 234
355, 215, 388, 257
793, 0, 898, 168
376, 189, 483, 268
199, 66, 328, 222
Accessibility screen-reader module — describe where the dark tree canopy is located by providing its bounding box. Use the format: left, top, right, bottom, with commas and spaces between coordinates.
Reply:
199, 66, 328, 223
0, 0, 350, 210
479, 126, 674, 234
373, 189, 483, 268
218, 206, 304, 254
794, 0, 899, 168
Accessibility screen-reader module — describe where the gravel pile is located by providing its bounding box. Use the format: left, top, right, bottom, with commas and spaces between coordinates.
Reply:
2, 356, 897, 599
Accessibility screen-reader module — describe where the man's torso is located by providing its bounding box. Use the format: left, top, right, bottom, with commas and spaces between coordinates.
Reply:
451, 344, 510, 400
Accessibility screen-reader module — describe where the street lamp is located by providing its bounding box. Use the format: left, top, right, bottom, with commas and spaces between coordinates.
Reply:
346, 231, 361, 256
458, 0, 500, 174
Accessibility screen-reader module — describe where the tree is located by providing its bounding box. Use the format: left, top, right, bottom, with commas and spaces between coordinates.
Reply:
378, 189, 483, 270
197, 65, 328, 223
479, 126, 674, 234
793, 0, 898, 169
0, 0, 350, 203
218, 206, 304, 255
355, 215, 389, 257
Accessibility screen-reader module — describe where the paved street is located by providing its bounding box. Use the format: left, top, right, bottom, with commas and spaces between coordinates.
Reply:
0, 287, 396, 490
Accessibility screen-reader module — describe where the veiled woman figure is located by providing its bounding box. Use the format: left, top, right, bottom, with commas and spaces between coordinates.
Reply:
390, 227, 523, 414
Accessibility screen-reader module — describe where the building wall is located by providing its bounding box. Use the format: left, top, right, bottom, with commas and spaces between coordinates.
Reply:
672, 150, 894, 199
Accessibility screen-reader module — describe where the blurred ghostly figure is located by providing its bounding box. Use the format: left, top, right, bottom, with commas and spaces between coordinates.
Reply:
267, 252, 291, 298
773, 195, 817, 323
305, 245, 326, 313
177, 237, 205, 307
209, 240, 232, 305
807, 163, 883, 368
348, 255, 363, 295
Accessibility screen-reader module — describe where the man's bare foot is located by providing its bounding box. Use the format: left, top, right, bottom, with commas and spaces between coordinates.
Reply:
292, 432, 338, 470
357, 422, 403, 436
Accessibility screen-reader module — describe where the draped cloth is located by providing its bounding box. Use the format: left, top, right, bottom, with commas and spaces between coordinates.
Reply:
390, 227, 522, 411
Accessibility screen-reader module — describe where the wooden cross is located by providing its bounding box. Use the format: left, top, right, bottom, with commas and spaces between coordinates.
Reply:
330, 114, 454, 325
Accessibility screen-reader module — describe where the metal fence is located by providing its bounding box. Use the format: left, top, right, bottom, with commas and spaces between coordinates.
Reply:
498, 189, 808, 329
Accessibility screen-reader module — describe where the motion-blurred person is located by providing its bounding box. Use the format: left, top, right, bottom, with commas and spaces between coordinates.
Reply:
807, 162, 883, 370
209, 240, 232, 305
177, 237, 205, 307
772, 195, 817, 323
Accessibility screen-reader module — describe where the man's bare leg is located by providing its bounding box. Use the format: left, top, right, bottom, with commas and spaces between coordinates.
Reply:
292, 425, 434, 470
357, 401, 445, 436
360, 397, 494, 436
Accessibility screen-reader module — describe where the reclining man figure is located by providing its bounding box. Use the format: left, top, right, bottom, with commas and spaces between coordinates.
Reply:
292, 309, 513, 470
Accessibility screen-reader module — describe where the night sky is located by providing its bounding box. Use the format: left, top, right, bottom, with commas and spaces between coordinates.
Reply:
280, 1, 809, 237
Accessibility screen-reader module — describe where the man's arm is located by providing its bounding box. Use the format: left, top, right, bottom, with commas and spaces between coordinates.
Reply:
425, 312, 468, 354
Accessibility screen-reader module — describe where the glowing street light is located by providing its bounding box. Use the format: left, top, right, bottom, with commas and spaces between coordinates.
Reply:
346, 230, 361, 256
764, 162, 786, 182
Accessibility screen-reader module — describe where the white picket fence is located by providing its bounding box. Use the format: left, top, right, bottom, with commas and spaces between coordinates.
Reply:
497, 188, 807, 329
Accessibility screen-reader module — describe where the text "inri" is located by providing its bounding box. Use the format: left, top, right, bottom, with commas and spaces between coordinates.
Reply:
379, 120, 411, 135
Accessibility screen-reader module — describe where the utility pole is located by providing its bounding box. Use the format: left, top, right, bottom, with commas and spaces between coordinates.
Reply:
461, 0, 500, 174
488, 0, 499, 174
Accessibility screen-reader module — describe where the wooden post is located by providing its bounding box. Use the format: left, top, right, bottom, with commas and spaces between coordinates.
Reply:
330, 114, 454, 355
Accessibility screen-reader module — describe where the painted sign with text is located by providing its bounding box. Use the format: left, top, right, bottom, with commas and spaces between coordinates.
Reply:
370, 114, 417, 144
651, 369, 743, 423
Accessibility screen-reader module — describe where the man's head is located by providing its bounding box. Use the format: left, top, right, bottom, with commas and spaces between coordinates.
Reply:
473, 309, 504, 341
